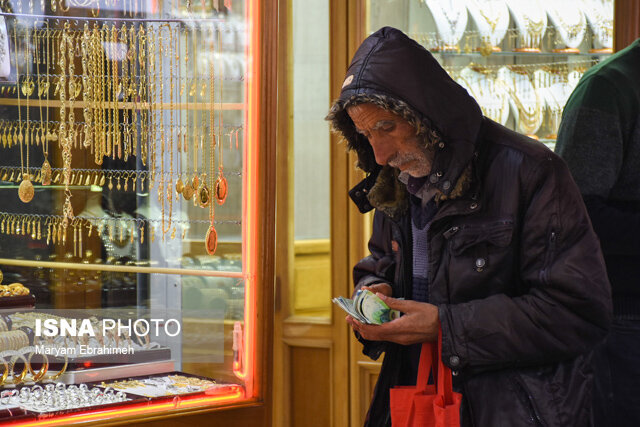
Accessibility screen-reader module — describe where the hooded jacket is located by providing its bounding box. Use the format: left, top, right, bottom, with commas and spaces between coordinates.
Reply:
327, 27, 612, 426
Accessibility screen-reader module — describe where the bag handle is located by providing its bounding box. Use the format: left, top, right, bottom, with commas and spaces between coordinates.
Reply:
416, 341, 434, 391
436, 325, 455, 404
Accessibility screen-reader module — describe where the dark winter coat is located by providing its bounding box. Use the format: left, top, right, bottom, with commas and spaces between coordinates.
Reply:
327, 27, 612, 427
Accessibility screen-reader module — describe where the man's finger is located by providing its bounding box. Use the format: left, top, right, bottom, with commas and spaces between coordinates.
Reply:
377, 293, 409, 311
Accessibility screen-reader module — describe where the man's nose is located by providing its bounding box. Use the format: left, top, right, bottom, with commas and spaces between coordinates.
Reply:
369, 136, 393, 165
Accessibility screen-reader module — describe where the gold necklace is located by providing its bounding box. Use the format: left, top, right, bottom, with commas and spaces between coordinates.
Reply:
552, 7, 585, 41
16, 26, 34, 203
176, 26, 188, 199
205, 25, 217, 256
214, 28, 227, 206
60, 23, 74, 240
478, 8, 500, 33
39, 24, 52, 186
520, 11, 544, 50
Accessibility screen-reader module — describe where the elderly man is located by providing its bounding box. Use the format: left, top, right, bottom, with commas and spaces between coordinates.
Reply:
327, 27, 611, 427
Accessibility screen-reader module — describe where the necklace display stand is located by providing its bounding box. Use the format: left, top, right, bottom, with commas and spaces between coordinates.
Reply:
458, 66, 510, 126
508, 0, 548, 53
0, 17, 9, 78
466, 0, 509, 55
582, 0, 613, 53
546, 2, 587, 53
497, 66, 543, 138
424, 0, 468, 52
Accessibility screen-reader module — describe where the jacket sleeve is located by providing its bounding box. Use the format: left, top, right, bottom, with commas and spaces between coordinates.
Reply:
439, 155, 613, 372
353, 210, 396, 291
352, 210, 396, 360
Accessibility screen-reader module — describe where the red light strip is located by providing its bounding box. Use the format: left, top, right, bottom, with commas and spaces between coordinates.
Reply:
10, 391, 245, 427
238, 0, 260, 395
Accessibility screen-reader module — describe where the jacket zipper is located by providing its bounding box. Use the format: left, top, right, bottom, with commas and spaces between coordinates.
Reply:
520, 382, 545, 427
541, 230, 557, 285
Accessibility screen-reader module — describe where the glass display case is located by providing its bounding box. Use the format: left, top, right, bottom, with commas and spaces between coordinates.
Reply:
0, 0, 272, 424
366, 0, 614, 148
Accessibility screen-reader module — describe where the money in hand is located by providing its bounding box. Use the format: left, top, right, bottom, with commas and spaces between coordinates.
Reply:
332, 289, 400, 325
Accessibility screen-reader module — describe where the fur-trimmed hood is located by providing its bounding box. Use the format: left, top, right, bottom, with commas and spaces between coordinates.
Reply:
326, 27, 483, 219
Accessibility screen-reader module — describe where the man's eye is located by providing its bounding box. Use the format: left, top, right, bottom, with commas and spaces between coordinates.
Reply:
380, 123, 395, 132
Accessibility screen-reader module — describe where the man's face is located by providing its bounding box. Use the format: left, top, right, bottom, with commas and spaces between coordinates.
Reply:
347, 103, 433, 177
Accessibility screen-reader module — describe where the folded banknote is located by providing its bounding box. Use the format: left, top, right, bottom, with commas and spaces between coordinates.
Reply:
332, 289, 400, 325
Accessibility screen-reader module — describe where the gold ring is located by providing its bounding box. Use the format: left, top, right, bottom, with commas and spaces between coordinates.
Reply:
8, 353, 28, 385
28, 351, 49, 382
0, 356, 8, 386
46, 353, 68, 381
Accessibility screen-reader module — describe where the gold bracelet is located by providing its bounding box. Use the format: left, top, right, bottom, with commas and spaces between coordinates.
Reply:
0, 356, 8, 386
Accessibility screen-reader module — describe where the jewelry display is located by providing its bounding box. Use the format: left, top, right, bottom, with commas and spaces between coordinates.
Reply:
14, 26, 34, 203
497, 66, 544, 137
424, 0, 468, 52
0, 5, 249, 421
205, 27, 218, 255
214, 29, 227, 206
457, 65, 509, 126
582, 0, 613, 53
0, 17, 9, 78
466, 0, 509, 56
0, 383, 129, 413
38, 23, 52, 185
545, 2, 587, 53
102, 374, 219, 397
508, 0, 548, 52
0, 283, 30, 297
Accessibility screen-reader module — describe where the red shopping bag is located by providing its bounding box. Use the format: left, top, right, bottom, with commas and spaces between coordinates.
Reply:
390, 327, 462, 427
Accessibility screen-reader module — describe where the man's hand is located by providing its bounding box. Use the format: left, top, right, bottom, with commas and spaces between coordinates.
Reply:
360, 283, 393, 297
346, 293, 439, 345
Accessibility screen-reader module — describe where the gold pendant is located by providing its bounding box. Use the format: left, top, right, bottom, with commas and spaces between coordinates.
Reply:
198, 184, 210, 208
41, 159, 52, 186
192, 175, 199, 189
175, 178, 184, 195
205, 225, 218, 255
18, 174, 34, 203
215, 175, 228, 205
182, 183, 194, 200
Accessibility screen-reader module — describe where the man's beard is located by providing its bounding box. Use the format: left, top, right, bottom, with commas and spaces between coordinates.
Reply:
389, 150, 431, 177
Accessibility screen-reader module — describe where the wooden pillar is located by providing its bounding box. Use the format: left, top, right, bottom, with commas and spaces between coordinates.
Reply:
615, 0, 640, 51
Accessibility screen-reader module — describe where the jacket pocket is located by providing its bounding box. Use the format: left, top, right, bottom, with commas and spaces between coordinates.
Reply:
447, 219, 514, 256
443, 219, 515, 301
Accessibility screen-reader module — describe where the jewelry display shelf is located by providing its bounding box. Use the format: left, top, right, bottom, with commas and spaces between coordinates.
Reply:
45, 346, 172, 373
433, 50, 612, 58
0, 370, 238, 422
0, 385, 148, 420
0, 294, 35, 308
91, 370, 242, 398
59, 359, 176, 384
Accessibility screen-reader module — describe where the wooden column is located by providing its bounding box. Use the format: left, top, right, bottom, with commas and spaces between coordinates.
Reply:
615, 0, 640, 51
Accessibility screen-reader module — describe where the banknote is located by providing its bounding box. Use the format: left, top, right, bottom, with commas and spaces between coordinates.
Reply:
332, 290, 400, 325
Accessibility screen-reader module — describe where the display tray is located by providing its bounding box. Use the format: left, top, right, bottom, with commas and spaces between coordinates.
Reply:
0, 294, 36, 309
94, 371, 243, 399
0, 385, 147, 420
0, 407, 33, 423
